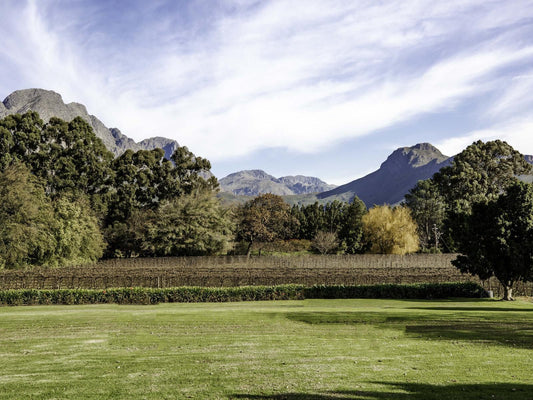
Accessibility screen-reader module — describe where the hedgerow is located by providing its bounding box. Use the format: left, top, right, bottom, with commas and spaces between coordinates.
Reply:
0, 282, 487, 306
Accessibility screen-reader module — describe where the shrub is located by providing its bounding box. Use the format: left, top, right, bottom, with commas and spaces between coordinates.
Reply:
0, 283, 486, 306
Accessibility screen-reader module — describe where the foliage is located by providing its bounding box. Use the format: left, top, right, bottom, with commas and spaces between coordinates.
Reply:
0, 164, 106, 269
291, 197, 366, 253
52, 194, 106, 265
139, 191, 233, 256
312, 231, 338, 254
362, 205, 419, 254
0, 112, 114, 202
0, 285, 305, 305
0, 164, 57, 269
338, 197, 367, 253
0, 282, 486, 305
452, 181, 533, 300
0, 111, 44, 170
405, 179, 446, 250
433, 140, 532, 249
434, 140, 531, 213
236, 194, 297, 254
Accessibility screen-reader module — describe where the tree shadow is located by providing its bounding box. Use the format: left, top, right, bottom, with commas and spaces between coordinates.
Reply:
405, 321, 533, 349
286, 312, 533, 349
232, 382, 533, 400
408, 306, 533, 312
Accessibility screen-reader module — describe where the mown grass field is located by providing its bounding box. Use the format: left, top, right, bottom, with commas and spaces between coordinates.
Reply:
1, 298, 532, 399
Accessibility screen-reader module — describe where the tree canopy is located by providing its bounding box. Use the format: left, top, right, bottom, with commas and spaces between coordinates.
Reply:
236, 194, 297, 255
362, 205, 419, 255
453, 181, 533, 300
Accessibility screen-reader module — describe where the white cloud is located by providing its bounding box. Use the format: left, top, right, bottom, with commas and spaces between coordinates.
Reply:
2, 0, 533, 162
436, 117, 533, 156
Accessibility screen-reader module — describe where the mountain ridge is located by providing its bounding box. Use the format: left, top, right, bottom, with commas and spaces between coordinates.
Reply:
316, 143, 451, 206
0, 88, 179, 157
219, 169, 336, 196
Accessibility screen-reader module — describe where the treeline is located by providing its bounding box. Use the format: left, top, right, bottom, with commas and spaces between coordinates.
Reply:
0, 112, 223, 268
2, 112, 533, 299
0, 111, 420, 269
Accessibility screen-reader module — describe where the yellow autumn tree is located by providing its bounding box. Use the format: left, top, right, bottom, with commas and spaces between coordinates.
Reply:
362, 205, 419, 254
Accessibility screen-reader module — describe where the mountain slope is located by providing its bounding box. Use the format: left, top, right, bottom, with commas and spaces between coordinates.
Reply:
219, 170, 336, 196
317, 143, 451, 206
0, 89, 179, 157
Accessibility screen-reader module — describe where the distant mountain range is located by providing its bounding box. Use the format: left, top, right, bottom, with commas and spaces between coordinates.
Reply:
219, 170, 336, 196
316, 143, 451, 205
217, 143, 451, 206
0, 89, 179, 158
3, 88, 532, 207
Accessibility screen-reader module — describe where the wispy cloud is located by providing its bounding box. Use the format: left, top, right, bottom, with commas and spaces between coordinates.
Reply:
1, 0, 533, 166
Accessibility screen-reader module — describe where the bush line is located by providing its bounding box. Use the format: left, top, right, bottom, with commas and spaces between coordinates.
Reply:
0, 282, 487, 306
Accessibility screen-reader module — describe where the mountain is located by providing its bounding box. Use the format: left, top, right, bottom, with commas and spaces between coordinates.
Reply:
0, 89, 179, 157
316, 143, 452, 206
219, 170, 336, 196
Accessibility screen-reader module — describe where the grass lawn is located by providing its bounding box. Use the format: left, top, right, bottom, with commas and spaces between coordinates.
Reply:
0, 298, 532, 399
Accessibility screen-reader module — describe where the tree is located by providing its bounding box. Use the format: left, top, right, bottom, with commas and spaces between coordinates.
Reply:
52, 194, 106, 265
435, 140, 531, 247
405, 179, 446, 251
362, 205, 419, 254
312, 231, 338, 254
453, 182, 533, 300
139, 191, 232, 257
0, 112, 114, 216
434, 140, 531, 213
107, 148, 174, 223
107, 146, 218, 224
170, 146, 218, 195
0, 112, 44, 170
236, 194, 296, 255
0, 164, 57, 268
295, 202, 325, 240
338, 197, 367, 254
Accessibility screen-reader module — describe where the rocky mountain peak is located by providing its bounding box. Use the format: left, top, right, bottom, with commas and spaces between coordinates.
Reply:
1, 88, 179, 158
380, 142, 449, 171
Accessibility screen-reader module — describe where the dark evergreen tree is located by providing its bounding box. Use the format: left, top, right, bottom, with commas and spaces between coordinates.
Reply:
453, 182, 533, 300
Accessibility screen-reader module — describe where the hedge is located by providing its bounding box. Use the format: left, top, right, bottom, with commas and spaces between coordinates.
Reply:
0, 282, 487, 306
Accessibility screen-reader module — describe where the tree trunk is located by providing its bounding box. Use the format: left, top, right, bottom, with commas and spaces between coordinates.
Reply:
502, 285, 514, 301
246, 241, 253, 261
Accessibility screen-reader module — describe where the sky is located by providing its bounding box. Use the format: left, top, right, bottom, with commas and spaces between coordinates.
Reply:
1, 0, 533, 184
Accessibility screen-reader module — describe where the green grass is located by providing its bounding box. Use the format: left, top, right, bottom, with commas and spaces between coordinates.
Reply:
0, 298, 532, 399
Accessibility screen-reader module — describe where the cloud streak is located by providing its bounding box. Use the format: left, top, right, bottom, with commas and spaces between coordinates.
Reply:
1, 0, 533, 169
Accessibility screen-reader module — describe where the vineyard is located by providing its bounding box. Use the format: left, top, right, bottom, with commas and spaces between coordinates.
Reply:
1, 254, 532, 296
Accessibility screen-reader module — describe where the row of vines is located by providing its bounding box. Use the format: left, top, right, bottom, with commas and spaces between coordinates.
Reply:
1, 254, 531, 296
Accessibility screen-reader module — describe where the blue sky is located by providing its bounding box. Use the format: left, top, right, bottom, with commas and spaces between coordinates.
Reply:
1, 0, 533, 184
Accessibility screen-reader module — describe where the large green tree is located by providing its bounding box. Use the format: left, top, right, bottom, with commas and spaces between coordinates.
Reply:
140, 191, 232, 257
338, 197, 367, 254
52, 194, 106, 265
0, 164, 56, 268
433, 140, 531, 215
0, 112, 114, 216
453, 182, 533, 300
0, 112, 43, 170
236, 194, 296, 255
107, 146, 217, 224
290, 198, 366, 253
405, 179, 446, 251
410, 140, 532, 250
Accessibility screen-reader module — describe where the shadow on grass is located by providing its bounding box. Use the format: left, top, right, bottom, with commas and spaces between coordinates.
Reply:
286, 312, 533, 349
233, 382, 533, 400
408, 306, 533, 312
405, 321, 533, 349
